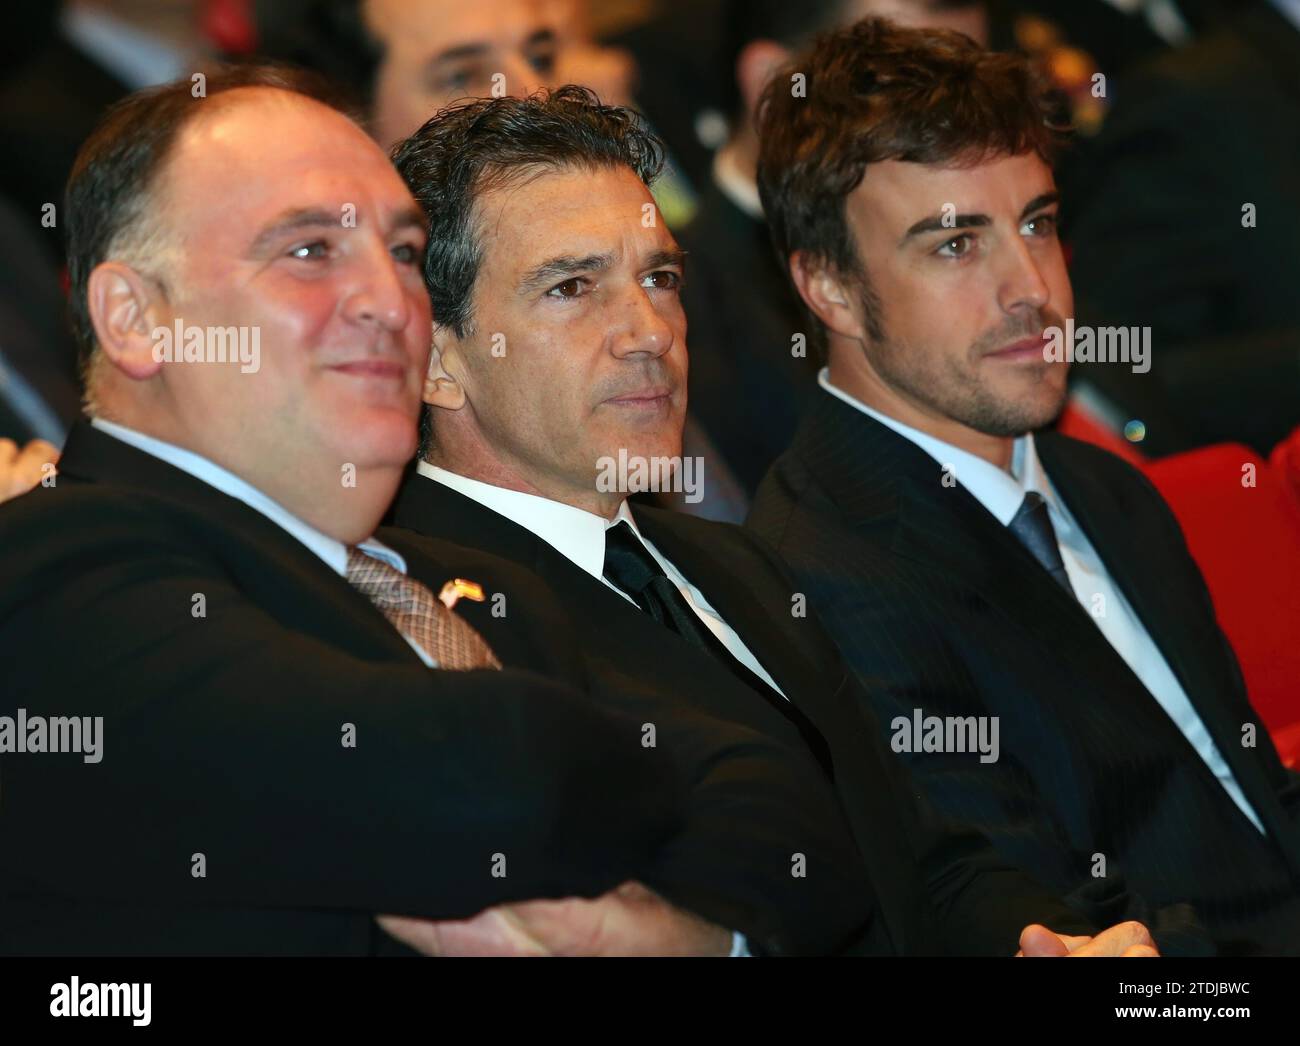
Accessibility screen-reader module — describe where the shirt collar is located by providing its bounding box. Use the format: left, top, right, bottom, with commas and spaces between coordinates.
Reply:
817, 367, 1070, 529
416, 461, 638, 580
89, 417, 403, 575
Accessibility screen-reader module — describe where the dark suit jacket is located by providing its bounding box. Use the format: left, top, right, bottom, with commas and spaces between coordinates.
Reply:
392, 471, 1104, 954
0, 423, 691, 956
749, 391, 1300, 955
1063, 1, 1300, 455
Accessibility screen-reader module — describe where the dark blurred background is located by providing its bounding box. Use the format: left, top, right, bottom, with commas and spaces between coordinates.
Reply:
3, 1, 1295, 455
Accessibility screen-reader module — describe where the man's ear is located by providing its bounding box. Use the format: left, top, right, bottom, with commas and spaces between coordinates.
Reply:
422, 324, 467, 410
789, 250, 865, 343
87, 261, 167, 381
736, 39, 790, 121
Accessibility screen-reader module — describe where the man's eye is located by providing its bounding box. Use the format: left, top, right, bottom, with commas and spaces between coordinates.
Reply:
642, 270, 681, 291
439, 63, 483, 95
1023, 214, 1058, 237
547, 278, 586, 299
290, 241, 329, 260
936, 234, 974, 258
391, 243, 422, 265
527, 45, 556, 75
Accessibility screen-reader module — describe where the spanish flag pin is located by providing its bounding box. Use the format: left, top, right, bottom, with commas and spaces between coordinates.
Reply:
438, 578, 486, 610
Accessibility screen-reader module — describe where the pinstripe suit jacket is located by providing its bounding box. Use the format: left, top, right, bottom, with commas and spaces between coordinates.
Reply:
749, 391, 1300, 955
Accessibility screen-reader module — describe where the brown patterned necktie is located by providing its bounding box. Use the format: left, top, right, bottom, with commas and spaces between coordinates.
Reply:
345, 547, 501, 671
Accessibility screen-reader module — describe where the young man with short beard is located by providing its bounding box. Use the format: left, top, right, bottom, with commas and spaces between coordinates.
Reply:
747, 18, 1300, 955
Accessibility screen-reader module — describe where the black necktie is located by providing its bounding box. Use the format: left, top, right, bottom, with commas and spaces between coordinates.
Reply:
602, 520, 836, 778
603, 521, 759, 680
1008, 492, 1073, 594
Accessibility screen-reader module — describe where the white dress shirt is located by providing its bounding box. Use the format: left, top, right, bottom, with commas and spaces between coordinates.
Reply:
418, 461, 787, 699
90, 418, 437, 667
818, 370, 1265, 834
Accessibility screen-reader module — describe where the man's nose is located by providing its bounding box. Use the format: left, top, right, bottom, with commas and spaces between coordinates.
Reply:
503, 54, 550, 99
997, 237, 1051, 315
609, 282, 675, 360
343, 245, 413, 334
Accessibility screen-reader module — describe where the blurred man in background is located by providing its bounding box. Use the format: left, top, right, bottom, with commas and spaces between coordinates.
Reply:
253, 0, 634, 143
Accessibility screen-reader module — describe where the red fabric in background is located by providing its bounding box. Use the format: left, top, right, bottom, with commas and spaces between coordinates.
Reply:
1143, 436, 1300, 764
201, 0, 256, 55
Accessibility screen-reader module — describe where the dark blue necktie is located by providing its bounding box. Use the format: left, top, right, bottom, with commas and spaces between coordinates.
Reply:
1008, 492, 1073, 594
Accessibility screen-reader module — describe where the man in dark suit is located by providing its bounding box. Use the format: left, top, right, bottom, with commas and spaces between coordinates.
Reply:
748, 18, 1300, 954
386, 85, 1169, 956
0, 67, 876, 958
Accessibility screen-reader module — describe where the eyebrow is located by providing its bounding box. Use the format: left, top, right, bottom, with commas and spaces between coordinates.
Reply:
899, 191, 1062, 246
390, 206, 429, 239
517, 252, 611, 293
249, 208, 340, 254
428, 28, 556, 71
249, 205, 427, 255
645, 247, 689, 272
428, 43, 489, 68
523, 28, 556, 50
1018, 192, 1061, 219
517, 247, 688, 294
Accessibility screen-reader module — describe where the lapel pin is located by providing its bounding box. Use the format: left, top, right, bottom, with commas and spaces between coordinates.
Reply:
439, 578, 486, 610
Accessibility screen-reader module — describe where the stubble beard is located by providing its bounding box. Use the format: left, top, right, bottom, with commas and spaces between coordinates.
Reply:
863, 302, 1069, 438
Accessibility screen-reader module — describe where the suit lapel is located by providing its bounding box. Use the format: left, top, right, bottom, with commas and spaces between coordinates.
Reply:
59, 422, 422, 665
894, 474, 1207, 756
633, 508, 846, 721
798, 398, 1160, 710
